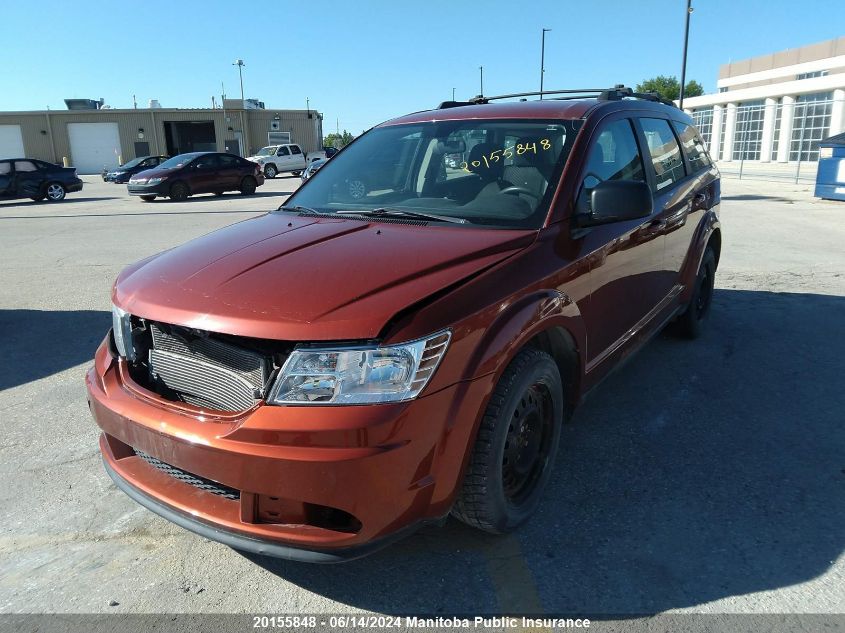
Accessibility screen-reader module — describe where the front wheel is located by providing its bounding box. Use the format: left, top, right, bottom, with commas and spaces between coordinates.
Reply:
291, 170, 302, 177
264, 164, 277, 179
45, 183, 66, 201
674, 247, 716, 339
452, 348, 563, 533
239, 176, 257, 195
140, 195, 156, 202
169, 182, 189, 201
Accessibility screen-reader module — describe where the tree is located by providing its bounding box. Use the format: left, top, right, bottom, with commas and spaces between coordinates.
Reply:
323, 130, 355, 149
636, 75, 704, 102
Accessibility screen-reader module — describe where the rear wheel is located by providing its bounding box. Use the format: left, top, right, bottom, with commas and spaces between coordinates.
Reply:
169, 182, 189, 201
674, 247, 716, 339
140, 195, 156, 202
452, 348, 563, 533
264, 164, 277, 179
239, 176, 257, 195
45, 183, 66, 201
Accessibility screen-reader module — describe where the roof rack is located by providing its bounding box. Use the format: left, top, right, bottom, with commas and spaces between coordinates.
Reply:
437, 85, 678, 109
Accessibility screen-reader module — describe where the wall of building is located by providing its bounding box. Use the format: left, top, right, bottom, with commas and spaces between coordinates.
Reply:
0, 106, 323, 171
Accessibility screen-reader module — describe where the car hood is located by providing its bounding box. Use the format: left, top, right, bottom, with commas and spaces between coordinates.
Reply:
113, 214, 534, 341
132, 166, 177, 180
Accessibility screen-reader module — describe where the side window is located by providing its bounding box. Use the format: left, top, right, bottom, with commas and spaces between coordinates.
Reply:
277, 146, 290, 156
0, 162, 11, 175
218, 154, 240, 168
14, 160, 38, 172
194, 155, 218, 170
578, 119, 645, 212
290, 145, 302, 155
672, 121, 711, 173
639, 118, 686, 190
139, 158, 156, 168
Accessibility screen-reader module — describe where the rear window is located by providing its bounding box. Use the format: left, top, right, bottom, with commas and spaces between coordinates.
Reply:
672, 121, 711, 173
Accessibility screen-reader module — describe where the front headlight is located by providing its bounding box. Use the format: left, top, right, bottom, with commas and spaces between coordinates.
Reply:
268, 330, 451, 405
148, 176, 168, 185
111, 303, 135, 361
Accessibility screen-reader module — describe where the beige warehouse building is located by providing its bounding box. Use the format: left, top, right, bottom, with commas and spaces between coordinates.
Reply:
0, 99, 323, 174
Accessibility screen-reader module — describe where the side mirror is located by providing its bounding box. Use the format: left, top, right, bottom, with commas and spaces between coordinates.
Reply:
579, 180, 653, 226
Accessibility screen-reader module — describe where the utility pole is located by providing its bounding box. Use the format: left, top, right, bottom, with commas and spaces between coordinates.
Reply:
133, 94, 137, 109
540, 28, 551, 99
679, 0, 693, 108
452, 87, 456, 101
479, 66, 484, 96
232, 59, 245, 101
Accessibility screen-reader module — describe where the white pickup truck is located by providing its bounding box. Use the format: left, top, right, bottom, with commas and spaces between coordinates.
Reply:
246, 144, 324, 178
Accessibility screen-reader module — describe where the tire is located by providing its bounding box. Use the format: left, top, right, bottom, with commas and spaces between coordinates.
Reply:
140, 195, 156, 202
291, 170, 302, 177
239, 177, 257, 196
452, 348, 564, 533
214, 192, 224, 197
674, 247, 716, 339
264, 164, 277, 179
45, 183, 66, 202
169, 182, 189, 201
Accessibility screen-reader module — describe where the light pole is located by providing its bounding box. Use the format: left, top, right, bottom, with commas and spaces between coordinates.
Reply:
679, 1, 693, 108
479, 66, 484, 96
540, 28, 551, 99
452, 87, 456, 101
232, 59, 245, 101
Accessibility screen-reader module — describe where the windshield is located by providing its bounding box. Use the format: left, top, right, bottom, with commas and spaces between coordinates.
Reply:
285, 119, 581, 228
120, 157, 146, 169
255, 146, 278, 156
157, 153, 202, 169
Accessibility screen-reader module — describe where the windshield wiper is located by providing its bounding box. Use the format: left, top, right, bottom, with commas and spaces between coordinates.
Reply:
277, 204, 320, 215
352, 207, 468, 224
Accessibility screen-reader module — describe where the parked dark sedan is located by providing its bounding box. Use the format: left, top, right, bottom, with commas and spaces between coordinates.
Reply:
300, 158, 327, 181
104, 155, 169, 183
127, 152, 265, 201
0, 158, 83, 202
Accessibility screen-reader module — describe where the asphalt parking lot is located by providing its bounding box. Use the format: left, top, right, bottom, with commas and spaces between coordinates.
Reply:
0, 175, 843, 621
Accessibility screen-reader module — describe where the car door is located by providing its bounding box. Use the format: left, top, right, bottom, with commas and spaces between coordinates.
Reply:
13, 160, 44, 198
217, 154, 244, 189
572, 115, 668, 372
0, 161, 13, 197
188, 154, 220, 193
636, 117, 694, 293
665, 120, 717, 279
275, 145, 292, 172
289, 144, 307, 170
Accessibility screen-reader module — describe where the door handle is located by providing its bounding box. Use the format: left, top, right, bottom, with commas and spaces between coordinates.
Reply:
649, 218, 667, 229
693, 192, 708, 205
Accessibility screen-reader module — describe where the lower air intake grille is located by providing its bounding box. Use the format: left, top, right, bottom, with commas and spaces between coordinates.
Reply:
135, 450, 240, 500
148, 323, 270, 412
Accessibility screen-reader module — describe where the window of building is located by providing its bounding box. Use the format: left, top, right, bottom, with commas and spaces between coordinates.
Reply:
732, 100, 765, 160
790, 92, 833, 161
718, 87, 729, 93
796, 70, 828, 80
639, 118, 686, 190
691, 107, 714, 149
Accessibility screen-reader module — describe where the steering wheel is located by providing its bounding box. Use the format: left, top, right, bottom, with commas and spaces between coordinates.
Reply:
497, 185, 540, 206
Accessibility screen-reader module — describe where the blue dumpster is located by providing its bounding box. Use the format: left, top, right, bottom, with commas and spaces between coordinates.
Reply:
815, 132, 845, 201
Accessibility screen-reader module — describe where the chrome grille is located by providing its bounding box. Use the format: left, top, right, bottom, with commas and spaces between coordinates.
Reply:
135, 450, 239, 500
148, 323, 270, 412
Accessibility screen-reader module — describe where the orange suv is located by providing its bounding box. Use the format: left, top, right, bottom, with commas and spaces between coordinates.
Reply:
87, 86, 721, 561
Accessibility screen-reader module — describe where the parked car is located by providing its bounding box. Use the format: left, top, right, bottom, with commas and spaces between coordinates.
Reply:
0, 158, 83, 202
324, 146, 339, 158
300, 158, 327, 181
88, 86, 720, 562
126, 152, 264, 201
247, 143, 311, 178
103, 155, 169, 183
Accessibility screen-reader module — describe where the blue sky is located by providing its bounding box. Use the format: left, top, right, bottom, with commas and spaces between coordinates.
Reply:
1, 1, 842, 133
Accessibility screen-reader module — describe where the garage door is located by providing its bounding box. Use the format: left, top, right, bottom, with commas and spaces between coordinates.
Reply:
0, 125, 25, 159
67, 122, 122, 174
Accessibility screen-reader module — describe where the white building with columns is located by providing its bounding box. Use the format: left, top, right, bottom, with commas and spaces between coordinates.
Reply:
681, 36, 845, 163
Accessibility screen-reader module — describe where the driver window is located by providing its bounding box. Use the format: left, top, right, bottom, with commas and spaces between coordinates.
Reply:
578, 119, 645, 212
